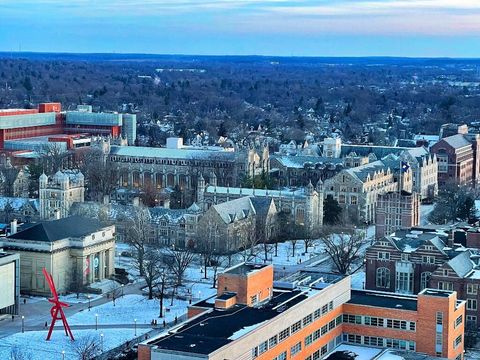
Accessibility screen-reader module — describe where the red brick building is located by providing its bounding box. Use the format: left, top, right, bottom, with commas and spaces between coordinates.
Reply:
375, 190, 421, 238
139, 263, 465, 360
431, 132, 480, 188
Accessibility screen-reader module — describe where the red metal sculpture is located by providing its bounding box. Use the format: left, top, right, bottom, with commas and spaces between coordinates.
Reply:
42, 268, 75, 341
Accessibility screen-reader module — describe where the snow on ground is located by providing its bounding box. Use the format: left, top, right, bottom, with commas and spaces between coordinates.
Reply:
350, 271, 366, 289
59, 293, 103, 304
330, 344, 383, 360
420, 204, 434, 225
0, 328, 148, 360
69, 294, 188, 326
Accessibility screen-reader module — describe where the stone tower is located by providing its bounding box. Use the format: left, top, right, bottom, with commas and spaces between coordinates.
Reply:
39, 170, 85, 220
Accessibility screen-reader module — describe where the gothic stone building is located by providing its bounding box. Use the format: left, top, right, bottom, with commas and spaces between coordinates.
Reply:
197, 179, 324, 233
99, 137, 269, 206
39, 170, 85, 220
196, 196, 277, 253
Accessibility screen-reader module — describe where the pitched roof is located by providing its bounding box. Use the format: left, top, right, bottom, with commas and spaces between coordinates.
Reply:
110, 145, 236, 161
441, 134, 471, 149
271, 154, 343, 169
345, 160, 388, 182
7, 215, 107, 242
446, 250, 474, 278
212, 197, 257, 224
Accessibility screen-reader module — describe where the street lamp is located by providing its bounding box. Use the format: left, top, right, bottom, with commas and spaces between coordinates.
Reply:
21, 315, 24, 333
95, 313, 98, 330
134, 318, 137, 336
121, 284, 124, 297
100, 333, 104, 352
88, 295, 91, 311
61, 350, 65, 360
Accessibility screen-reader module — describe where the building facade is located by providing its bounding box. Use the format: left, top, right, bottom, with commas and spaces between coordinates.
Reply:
198, 180, 323, 232
139, 263, 465, 360
431, 134, 476, 187
375, 191, 421, 238
2, 216, 115, 296
0, 252, 20, 316
102, 137, 269, 206
323, 161, 397, 223
39, 170, 85, 220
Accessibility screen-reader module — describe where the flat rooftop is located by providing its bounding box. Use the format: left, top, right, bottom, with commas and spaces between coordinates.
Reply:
147, 290, 309, 355
223, 263, 269, 275
348, 290, 418, 311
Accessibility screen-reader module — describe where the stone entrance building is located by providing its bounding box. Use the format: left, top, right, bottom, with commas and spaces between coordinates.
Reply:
2, 216, 115, 296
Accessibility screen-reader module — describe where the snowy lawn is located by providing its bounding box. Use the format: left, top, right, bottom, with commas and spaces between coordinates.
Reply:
0, 328, 148, 360
68, 294, 189, 326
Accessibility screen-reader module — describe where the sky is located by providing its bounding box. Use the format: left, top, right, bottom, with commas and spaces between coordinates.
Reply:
1, 0, 480, 57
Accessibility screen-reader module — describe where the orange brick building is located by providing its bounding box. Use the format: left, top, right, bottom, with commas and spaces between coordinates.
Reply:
138, 264, 465, 360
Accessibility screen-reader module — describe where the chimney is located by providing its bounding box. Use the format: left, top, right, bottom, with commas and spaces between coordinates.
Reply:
10, 219, 17, 235
54, 209, 61, 220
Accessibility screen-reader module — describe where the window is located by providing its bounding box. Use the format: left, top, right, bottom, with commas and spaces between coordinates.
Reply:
454, 335, 462, 348
305, 334, 313, 346
291, 342, 302, 357
436, 312, 443, 325
376, 267, 390, 288
396, 271, 413, 293
401, 254, 410, 262
269, 335, 278, 348
455, 315, 463, 328
438, 282, 453, 291
278, 328, 290, 342
442, 269, 449, 276
467, 315, 477, 327
259, 341, 268, 354
291, 320, 302, 334
303, 314, 313, 326
421, 272, 432, 291
251, 347, 258, 358
273, 351, 287, 360
250, 294, 258, 304
422, 256, 435, 264
467, 299, 477, 311
350, 196, 357, 205
378, 252, 390, 260
339, 195, 346, 204
467, 284, 478, 295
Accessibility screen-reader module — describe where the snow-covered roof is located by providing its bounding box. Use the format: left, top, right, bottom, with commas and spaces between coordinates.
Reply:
110, 145, 236, 161
205, 186, 307, 199
271, 154, 343, 169
0, 197, 39, 212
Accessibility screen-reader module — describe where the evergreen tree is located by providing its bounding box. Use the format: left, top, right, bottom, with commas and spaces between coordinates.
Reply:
323, 197, 343, 225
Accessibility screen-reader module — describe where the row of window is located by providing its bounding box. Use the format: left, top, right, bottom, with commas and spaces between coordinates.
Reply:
375, 268, 432, 291
342, 314, 416, 331
343, 333, 416, 351
376, 252, 436, 264
251, 301, 335, 358
305, 316, 343, 348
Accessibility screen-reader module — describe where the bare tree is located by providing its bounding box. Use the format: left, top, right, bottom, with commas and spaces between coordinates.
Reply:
239, 232, 258, 263
318, 227, 365, 275
156, 267, 172, 318
109, 281, 122, 306
125, 206, 153, 277
80, 148, 120, 202
165, 247, 195, 286
72, 335, 100, 360
302, 237, 316, 254
210, 254, 224, 288
142, 249, 164, 300
196, 220, 218, 279
0, 166, 19, 197
38, 142, 69, 174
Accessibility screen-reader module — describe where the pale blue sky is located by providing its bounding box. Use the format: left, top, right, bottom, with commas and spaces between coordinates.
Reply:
1, 0, 480, 57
